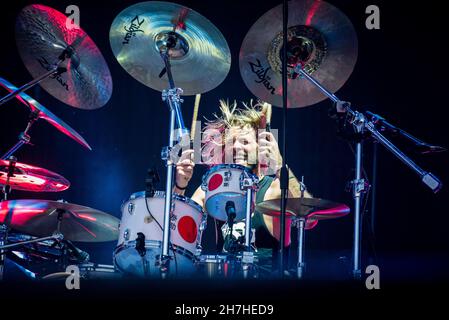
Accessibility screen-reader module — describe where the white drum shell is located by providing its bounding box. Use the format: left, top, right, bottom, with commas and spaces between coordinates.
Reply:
202, 164, 258, 221
114, 191, 206, 277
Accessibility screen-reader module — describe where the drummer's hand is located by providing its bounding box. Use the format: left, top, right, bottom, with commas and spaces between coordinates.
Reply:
258, 131, 282, 177
175, 149, 195, 190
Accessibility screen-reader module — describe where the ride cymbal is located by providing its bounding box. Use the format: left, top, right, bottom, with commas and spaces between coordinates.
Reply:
15, 4, 112, 109
239, 0, 358, 108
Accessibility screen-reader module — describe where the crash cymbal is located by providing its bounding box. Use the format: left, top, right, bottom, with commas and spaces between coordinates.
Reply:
0, 159, 69, 192
239, 0, 358, 108
109, 1, 231, 95
0, 199, 119, 242
15, 4, 112, 109
256, 197, 350, 220
0, 77, 91, 150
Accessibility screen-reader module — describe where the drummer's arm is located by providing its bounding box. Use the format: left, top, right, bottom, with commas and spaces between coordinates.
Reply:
191, 186, 205, 207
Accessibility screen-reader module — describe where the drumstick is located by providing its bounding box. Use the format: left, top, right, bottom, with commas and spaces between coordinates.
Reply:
265, 102, 272, 132
191, 94, 201, 141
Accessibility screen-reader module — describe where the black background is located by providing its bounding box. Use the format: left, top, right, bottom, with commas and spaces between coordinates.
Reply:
0, 0, 448, 283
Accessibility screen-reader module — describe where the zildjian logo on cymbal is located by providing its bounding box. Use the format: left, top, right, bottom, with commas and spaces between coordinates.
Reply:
122, 15, 145, 45
248, 59, 275, 95
37, 57, 69, 91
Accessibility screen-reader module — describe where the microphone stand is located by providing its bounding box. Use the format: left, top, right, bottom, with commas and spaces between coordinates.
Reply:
277, 0, 290, 279
294, 64, 443, 279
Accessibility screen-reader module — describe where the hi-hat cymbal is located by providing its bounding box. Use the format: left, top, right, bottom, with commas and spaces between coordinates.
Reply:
0, 77, 91, 150
109, 1, 231, 95
15, 4, 112, 109
256, 197, 350, 220
239, 0, 358, 108
0, 199, 119, 242
0, 159, 70, 192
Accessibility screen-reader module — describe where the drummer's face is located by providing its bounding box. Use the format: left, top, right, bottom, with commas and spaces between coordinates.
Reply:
224, 126, 258, 168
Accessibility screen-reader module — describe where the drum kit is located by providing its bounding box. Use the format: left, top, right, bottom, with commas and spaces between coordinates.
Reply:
0, 0, 443, 282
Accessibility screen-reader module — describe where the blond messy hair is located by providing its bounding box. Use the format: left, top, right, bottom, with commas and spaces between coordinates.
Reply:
201, 100, 272, 165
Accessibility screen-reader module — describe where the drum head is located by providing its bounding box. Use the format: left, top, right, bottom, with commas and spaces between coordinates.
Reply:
205, 193, 248, 221
114, 241, 196, 278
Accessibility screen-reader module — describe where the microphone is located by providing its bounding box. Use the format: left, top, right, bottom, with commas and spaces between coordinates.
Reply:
63, 240, 90, 263
225, 201, 237, 250
225, 201, 236, 226
225, 201, 243, 253
135, 232, 146, 257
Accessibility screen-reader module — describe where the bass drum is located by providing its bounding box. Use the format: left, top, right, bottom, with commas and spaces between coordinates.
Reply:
114, 191, 207, 277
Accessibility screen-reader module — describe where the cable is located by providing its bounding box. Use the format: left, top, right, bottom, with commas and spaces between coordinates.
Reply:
144, 196, 178, 276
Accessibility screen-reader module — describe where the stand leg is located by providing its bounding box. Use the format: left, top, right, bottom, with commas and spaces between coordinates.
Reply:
160, 100, 177, 278
244, 189, 252, 250
296, 218, 306, 279
242, 187, 255, 279
0, 224, 7, 281
352, 141, 364, 279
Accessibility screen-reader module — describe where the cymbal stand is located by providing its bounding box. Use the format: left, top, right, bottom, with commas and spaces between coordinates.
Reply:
241, 171, 258, 278
295, 176, 307, 279
294, 64, 443, 279
0, 206, 65, 280
158, 40, 190, 278
0, 157, 17, 280
0, 58, 67, 106
1, 110, 40, 160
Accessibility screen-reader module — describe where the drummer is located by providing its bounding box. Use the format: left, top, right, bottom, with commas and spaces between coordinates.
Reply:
174, 100, 312, 273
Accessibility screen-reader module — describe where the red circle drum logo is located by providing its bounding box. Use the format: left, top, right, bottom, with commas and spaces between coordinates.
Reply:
178, 216, 197, 243
208, 174, 223, 191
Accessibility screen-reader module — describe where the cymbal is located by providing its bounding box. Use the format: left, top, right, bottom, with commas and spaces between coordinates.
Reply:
109, 1, 231, 95
0, 199, 119, 242
256, 197, 350, 220
0, 77, 91, 150
239, 0, 358, 108
0, 159, 70, 192
15, 4, 112, 109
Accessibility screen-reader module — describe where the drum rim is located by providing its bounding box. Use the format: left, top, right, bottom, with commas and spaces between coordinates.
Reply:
203, 163, 255, 177
121, 190, 205, 214
201, 164, 258, 191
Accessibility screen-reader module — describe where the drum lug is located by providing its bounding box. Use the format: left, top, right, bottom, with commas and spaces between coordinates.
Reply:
123, 228, 130, 241
200, 178, 207, 191
240, 171, 259, 190
195, 244, 202, 256
127, 202, 135, 215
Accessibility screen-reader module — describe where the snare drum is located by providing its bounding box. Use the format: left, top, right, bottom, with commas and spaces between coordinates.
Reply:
114, 191, 207, 277
201, 164, 258, 221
